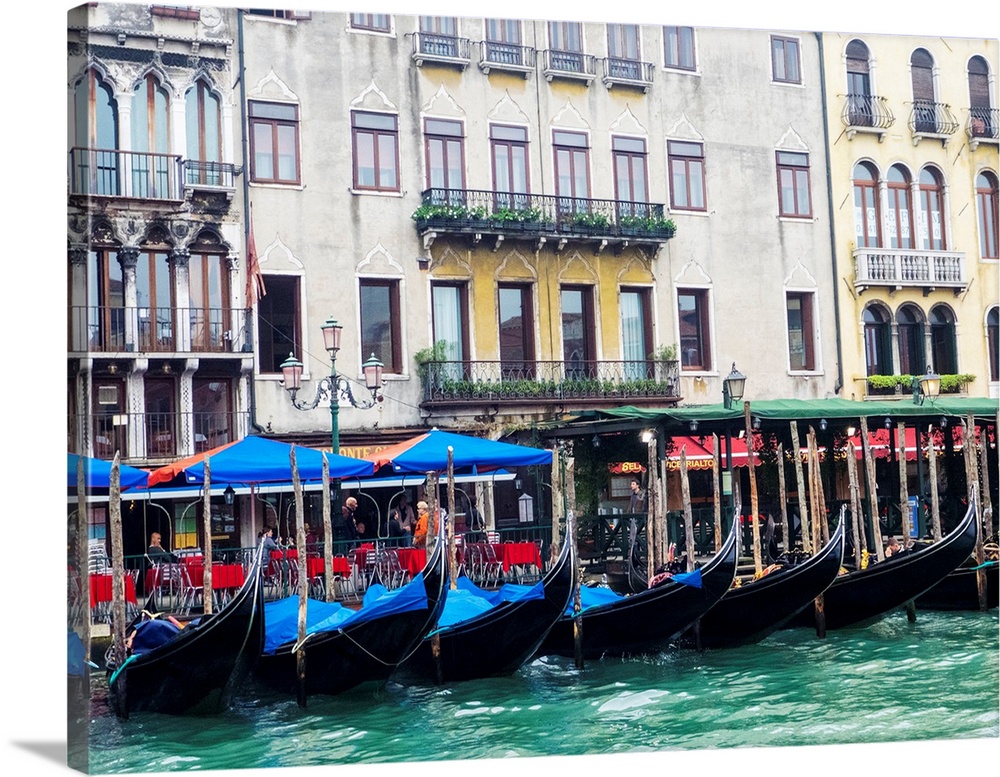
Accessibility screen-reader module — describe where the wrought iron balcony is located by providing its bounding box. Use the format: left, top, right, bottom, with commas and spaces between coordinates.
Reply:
968, 107, 999, 150
842, 94, 895, 140
412, 188, 676, 251
183, 160, 238, 192
601, 58, 654, 91
70, 409, 248, 463
908, 100, 959, 144
69, 147, 183, 201
421, 359, 681, 407
411, 31, 471, 68
479, 41, 536, 76
853, 248, 966, 292
541, 49, 597, 83
68, 305, 251, 354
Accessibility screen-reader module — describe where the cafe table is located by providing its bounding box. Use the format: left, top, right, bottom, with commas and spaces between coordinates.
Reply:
89, 572, 137, 622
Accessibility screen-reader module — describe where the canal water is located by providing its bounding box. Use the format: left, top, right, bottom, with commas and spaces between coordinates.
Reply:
76, 608, 998, 776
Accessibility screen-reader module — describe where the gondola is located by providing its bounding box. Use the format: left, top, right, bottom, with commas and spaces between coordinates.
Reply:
254, 524, 448, 697
914, 556, 999, 611
680, 517, 846, 648
393, 534, 576, 683
106, 544, 266, 718
536, 518, 739, 660
784, 497, 979, 631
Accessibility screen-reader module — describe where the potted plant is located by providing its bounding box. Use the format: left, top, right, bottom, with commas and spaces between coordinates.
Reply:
651, 344, 679, 388
568, 211, 612, 235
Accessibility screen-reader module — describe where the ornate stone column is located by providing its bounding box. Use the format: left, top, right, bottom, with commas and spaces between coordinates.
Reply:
119, 247, 140, 352
127, 357, 148, 461
169, 247, 191, 351
69, 244, 90, 352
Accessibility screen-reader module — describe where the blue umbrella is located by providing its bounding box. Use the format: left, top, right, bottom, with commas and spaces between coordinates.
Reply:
367, 428, 552, 474
163, 435, 375, 485
68, 453, 149, 491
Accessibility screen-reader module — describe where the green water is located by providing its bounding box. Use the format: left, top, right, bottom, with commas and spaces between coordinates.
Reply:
81, 610, 998, 773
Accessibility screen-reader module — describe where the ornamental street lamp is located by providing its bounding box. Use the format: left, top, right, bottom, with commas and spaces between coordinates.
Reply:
912, 366, 941, 405
279, 317, 384, 513
721, 362, 747, 521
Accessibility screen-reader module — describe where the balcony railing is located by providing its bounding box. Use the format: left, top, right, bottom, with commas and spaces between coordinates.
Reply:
908, 100, 960, 141
601, 58, 654, 90
968, 107, 999, 149
413, 188, 676, 248
69, 147, 183, 201
541, 49, 597, 83
70, 410, 248, 462
411, 31, 471, 67
842, 94, 895, 139
853, 247, 967, 291
421, 360, 681, 405
479, 41, 536, 76
68, 305, 251, 354
183, 160, 238, 191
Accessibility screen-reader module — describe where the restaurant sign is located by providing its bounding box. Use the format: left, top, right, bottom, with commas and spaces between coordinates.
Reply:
608, 461, 646, 475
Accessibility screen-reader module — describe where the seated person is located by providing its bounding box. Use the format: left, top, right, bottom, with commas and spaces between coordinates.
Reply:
147, 532, 178, 564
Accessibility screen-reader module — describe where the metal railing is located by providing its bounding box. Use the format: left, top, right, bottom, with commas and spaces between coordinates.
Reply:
908, 100, 960, 136
842, 93, 895, 130
422, 359, 681, 403
853, 248, 966, 290
68, 306, 251, 354
415, 188, 675, 241
412, 31, 471, 63
69, 147, 183, 200
481, 41, 536, 70
602, 57, 654, 86
542, 49, 597, 80
70, 410, 248, 461
183, 160, 238, 190
968, 107, 999, 141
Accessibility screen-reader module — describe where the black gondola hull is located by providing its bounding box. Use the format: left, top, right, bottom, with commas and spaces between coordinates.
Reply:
107, 546, 266, 717
537, 520, 739, 659
688, 518, 846, 649
914, 560, 998, 610
395, 538, 576, 683
255, 537, 448, 697
784, 501, 979, 630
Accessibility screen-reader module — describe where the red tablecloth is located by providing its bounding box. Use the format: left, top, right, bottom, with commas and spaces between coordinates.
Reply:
307, 556, 350, 578
396, 548, 426, 576
185, 563, 246, 590
89, 573, 136, 607
497, 542, 543, 573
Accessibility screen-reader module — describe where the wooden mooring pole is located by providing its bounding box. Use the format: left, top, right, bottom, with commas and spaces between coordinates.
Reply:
291, 448, 308, 707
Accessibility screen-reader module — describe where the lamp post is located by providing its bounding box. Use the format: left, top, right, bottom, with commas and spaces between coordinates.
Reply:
911, 367, 941, 537
279, 317, 384, 516
721, 363, 747, 520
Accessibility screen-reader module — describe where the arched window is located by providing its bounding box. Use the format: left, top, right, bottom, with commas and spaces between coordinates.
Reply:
887, 165, 914, 249
929, 305, 957, 375
853, 162, 881, 248
977, 171, 999, 259
131, 73, 171, 198
968, 56, 994, 138
846, 40, 873, 126
918, 167, 946, 250
988, 307, 999, 382
897, 305, 925, 375
72, 69, 119, 196
864, 305, 893, 376
188, 231, 230, 352
186, 79, 222, 185
911, 48, 936, 132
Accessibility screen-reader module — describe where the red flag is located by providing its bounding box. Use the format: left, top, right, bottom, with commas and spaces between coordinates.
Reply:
245, 212, 266, 308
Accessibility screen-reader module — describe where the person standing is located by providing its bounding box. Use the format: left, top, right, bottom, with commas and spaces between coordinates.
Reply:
413, 501, 432, 549
391, 493, 416, 546
341, 496, 360, 542
629, 479, 647, 513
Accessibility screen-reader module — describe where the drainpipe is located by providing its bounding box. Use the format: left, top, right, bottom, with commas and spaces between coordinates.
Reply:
816, 32, 845, 396
237, 9, 266, 434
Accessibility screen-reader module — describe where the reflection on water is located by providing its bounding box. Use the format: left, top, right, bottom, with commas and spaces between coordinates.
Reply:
82, 610, 998, 773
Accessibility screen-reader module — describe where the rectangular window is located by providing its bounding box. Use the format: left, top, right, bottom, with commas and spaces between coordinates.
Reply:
419, 16, 459, 57
613, 136, 648, 213
192, 378, 233, 452
786, 292, 816, 371
560, 286, 596, 379
548, 21, 584, 72
498, 284, 535, 379
668, 140, 706, 211
349, 13, 390, 32
677, 289, 712, 371
257, 274, 301, 374
424, 118, 465, 193
249, 101, 300, 184
485, 19, 523, 66
352, 111, 400, 192
771, 36, 801, 84
145, 378, 176, 458
776, 151, 812, 218
359, 279, 401, 373
553, 130, 590, 215
431, 282, 469, 381
620, 288, 653, 380
607, 24, 642, 81
92, 377, 125, 459
135, 251, 174, 351
491, 124, 530, 210
188, 252, 228, 351
87, 250, 125, 351
663, 26, 696, 70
